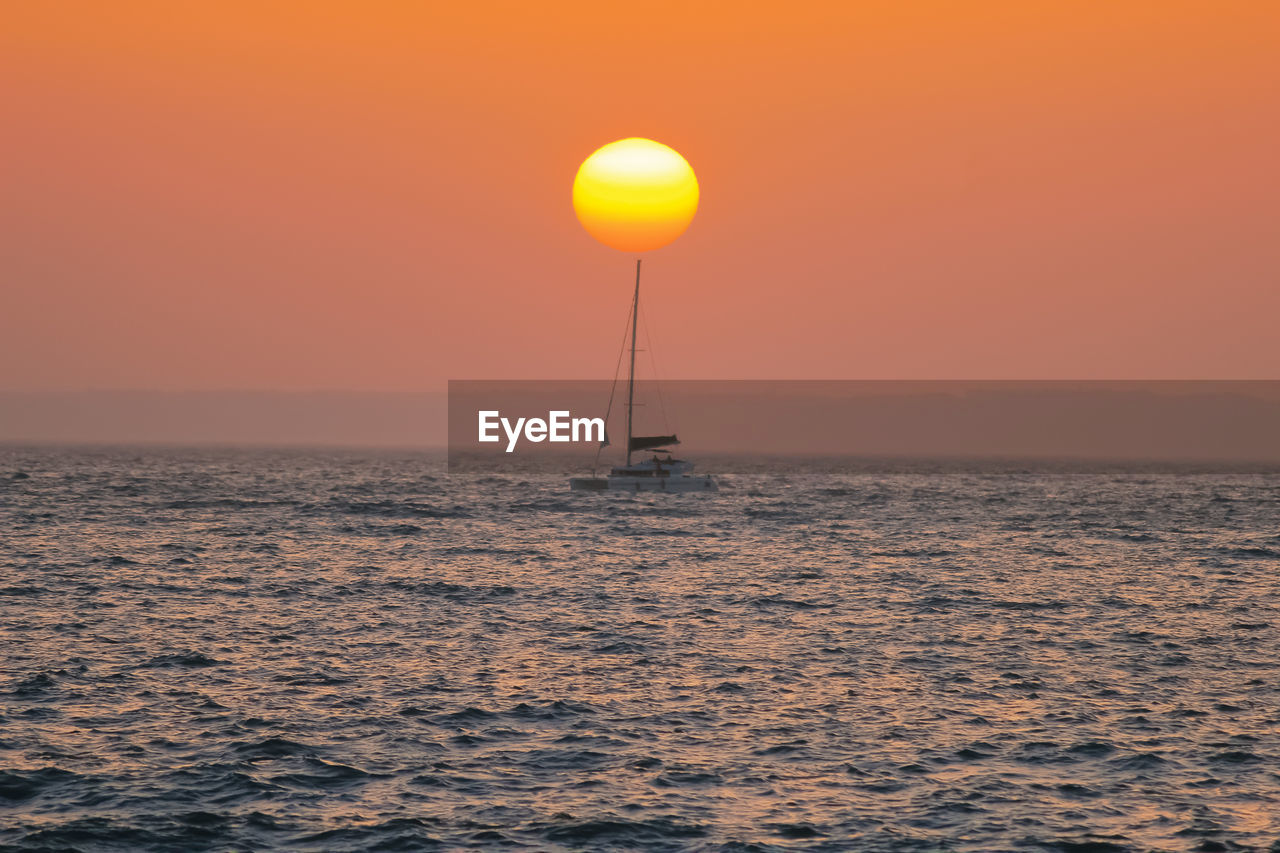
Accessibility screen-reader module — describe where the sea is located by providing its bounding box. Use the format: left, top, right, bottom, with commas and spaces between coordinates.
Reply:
2, 445, 1279, 852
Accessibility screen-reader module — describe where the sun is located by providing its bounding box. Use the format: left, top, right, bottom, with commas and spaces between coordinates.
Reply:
572, 138, 699, 253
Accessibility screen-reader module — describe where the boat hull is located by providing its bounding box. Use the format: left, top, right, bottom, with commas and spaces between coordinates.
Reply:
570, 475, 717, 492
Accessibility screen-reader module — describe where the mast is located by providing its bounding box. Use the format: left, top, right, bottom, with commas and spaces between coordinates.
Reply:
625, 258, 640, 466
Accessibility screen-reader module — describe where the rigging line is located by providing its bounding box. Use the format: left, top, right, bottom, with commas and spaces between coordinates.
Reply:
594, 289, 634, 472
639, 298, 673, 436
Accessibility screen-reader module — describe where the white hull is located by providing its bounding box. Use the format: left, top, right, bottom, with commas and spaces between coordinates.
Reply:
570, 475, 717, 492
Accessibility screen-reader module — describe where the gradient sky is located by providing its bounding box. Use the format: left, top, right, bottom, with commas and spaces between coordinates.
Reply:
4, 2, 1278, 391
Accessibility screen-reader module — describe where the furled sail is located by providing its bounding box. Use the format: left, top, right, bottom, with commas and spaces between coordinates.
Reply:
629, 434, 679, 452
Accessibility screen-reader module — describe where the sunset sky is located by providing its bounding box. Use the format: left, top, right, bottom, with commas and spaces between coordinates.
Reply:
4, 2, 1278, 391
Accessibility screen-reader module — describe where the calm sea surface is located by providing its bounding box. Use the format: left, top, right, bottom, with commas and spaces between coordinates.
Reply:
2, 447, 1279, 852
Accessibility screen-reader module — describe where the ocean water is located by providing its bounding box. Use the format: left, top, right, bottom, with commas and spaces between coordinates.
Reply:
3, 446, 1280, 853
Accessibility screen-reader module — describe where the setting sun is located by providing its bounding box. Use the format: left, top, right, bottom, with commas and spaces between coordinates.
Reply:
572, 138, 699, 253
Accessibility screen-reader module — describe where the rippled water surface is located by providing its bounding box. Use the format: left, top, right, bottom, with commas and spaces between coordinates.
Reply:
3, 447, 1280, 852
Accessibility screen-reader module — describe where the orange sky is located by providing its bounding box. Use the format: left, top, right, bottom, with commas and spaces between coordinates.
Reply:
3, 1, 1278, 390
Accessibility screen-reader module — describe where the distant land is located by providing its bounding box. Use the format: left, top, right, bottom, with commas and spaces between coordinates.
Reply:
0, 391, 448, 449
4, 382, 1280, 462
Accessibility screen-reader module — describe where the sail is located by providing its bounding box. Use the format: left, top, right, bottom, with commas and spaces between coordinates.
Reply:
629, 434, 679, 452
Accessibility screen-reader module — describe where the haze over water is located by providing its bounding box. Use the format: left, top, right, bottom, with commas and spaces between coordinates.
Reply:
3, 447, 1279, 851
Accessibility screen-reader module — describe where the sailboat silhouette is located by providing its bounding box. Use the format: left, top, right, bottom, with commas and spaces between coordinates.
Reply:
569, 260, 717, 492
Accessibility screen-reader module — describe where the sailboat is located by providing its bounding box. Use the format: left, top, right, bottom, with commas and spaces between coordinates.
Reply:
569, 260, 717, 492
